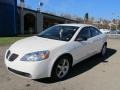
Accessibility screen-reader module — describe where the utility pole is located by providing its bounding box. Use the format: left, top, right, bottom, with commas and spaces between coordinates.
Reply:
116, 16, 119, 30
112, 13, 119, 30
36, 1, 44, 33
20, 0, 25, 34
37, 1, 43, 13
84, 13, 89, 24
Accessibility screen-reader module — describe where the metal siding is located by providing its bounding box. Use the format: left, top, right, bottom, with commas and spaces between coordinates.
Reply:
0, 0, 17, 36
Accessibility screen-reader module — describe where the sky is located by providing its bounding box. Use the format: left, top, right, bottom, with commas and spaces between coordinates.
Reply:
17, 0, 120, 20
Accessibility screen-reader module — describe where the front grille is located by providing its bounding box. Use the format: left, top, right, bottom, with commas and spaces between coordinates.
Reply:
9, 53, 18, 61
6, 50, 11, 59
8, 67, 31, 78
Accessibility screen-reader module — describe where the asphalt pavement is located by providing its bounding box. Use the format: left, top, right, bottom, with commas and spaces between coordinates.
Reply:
0, 39, 120, 90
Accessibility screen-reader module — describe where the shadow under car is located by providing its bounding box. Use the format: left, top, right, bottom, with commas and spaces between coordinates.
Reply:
35, 48, 117, 83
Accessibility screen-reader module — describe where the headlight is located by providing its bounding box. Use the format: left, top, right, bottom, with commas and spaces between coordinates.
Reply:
21, 50, 50, 61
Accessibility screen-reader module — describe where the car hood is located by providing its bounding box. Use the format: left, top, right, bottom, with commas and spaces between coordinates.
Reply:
9, 36, 67, 55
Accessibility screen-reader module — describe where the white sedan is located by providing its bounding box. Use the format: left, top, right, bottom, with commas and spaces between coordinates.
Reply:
5, 24, 107, 80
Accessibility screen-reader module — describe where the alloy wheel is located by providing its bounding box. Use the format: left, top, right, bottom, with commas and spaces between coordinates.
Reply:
55, 59, 70, 79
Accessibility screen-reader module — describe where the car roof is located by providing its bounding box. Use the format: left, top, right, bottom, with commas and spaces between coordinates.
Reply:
57, 24, 94, 28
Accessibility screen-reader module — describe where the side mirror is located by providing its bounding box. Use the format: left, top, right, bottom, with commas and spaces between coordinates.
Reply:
76, 37, 88, 42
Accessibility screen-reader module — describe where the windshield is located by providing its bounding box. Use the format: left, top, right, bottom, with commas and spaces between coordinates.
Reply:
37, 25, 79, 41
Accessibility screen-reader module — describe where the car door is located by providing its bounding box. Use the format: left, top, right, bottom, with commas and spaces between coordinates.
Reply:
90, 27, 103, 53
70, 27, 93, 64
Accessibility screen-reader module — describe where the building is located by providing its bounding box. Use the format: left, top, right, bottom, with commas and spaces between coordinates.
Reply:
17, 7, 78, 35
0, 0, 17, 36
0, 0, 78, 36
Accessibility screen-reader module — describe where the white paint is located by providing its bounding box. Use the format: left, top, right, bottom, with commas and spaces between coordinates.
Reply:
5, 24, 107, 79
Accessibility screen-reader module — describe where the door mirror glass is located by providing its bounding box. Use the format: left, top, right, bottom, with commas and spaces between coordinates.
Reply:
76, 36, 88, 42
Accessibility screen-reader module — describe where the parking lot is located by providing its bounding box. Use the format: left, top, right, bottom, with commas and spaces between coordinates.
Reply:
0, 39, 120, 90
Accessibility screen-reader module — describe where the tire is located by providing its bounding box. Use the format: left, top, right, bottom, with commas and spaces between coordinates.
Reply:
100, 44, 107, 56
51, 56, 71, 80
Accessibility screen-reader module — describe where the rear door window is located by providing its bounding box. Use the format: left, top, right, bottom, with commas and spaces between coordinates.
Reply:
90, 27, 102, 37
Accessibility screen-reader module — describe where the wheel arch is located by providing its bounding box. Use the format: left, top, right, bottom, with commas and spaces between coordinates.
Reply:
49, 53, 73, 77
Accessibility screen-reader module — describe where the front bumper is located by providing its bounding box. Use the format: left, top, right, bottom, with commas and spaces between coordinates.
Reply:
5, 58, 50, 79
